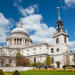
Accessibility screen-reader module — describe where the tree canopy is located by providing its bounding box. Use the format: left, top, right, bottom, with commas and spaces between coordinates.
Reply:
45, 55, 51, 66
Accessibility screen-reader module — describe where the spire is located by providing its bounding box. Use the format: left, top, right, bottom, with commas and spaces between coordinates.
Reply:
56, 7, 63, 32
18, 18, 22, 28
57, 7, 61, 21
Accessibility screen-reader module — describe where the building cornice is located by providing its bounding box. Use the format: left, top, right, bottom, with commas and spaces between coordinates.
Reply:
53, 32, 68, 38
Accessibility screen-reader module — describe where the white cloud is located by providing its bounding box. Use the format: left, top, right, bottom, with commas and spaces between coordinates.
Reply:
13, 0, 38, 16
17, 4, 75, 48
0, 4, 56, 45
22, 14, 56, 43
0, 13, 11, 43
13, 0, 22, 7
14, 4, 56, 44
69, 41, 75, 50
0, 13, 9, 25
17, 5, 38, 16
64, 0, 75, 7
19, 0, 22, 2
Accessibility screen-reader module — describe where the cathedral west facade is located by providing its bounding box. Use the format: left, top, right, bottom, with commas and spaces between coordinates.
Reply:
0, 8, 75, 68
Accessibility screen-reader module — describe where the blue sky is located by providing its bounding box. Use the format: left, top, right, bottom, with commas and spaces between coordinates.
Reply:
0, 0, 75, 50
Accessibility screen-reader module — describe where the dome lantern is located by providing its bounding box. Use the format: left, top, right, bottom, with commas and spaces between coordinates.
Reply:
18, 18, 22, 28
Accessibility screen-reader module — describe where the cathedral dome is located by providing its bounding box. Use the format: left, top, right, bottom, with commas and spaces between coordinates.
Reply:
11, 27, 27, 34
11, 18, 27, 34
7, 18, 32, 47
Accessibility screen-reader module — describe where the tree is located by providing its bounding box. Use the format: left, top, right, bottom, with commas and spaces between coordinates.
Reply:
36, 62, 42, 68
0, 69, 4, 75
16, 52, 23, 57
73, 54, 75, 65
16, 52, 30, 66
13, 70, 20, 75
45, 55, 51, 66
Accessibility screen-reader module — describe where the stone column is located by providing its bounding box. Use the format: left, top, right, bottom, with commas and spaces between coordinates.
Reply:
22, 39, 25, 45
11, 39, 12, 45
21, 39, 23, 45
20, 39, 22, 45
19, 39, 21, 45
18, 39, 20, 45
14, 39, 15, 45
12, 39, 14, 45
24, 39, 26, 45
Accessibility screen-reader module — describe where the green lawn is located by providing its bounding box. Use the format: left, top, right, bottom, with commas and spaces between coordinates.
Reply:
6, 71, 75, 75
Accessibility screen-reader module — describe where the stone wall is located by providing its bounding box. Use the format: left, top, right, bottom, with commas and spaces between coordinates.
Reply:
0, 67, 35, 71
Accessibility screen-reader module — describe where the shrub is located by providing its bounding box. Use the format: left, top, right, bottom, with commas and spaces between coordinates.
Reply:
31, 62, 44, 68
63, 65, 75, 69
13, 70, 20, 75
31, 63, 37, 67
0, 69, 4, 75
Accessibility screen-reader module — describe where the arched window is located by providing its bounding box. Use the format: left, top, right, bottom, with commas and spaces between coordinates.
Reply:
57, 48, 59, 52
51, 48, 54, 53
56, 38, 59, 44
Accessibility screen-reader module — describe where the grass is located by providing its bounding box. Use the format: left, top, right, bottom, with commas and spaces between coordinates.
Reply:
6, 71, 75, 75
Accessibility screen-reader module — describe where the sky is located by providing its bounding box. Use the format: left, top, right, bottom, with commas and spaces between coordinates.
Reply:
0, 0, 75, 50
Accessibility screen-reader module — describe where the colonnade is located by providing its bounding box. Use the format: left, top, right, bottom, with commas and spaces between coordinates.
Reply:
9, 38, 31, 46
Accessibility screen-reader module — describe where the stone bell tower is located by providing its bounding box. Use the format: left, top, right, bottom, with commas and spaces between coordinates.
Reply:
53, 7, 69, 46
53, 7, 69, 68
